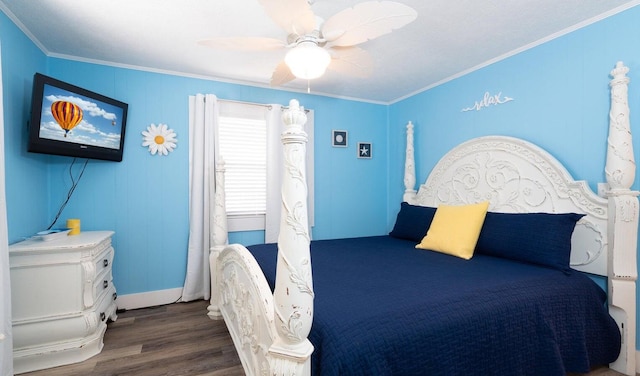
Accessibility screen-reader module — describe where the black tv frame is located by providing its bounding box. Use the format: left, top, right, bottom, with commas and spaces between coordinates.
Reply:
28, 73, 128, 162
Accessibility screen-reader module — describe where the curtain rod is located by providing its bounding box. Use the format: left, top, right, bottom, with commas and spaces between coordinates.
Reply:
218, 98, 310, 112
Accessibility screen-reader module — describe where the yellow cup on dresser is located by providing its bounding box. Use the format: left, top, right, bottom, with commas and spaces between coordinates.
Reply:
66, 219, 81, 235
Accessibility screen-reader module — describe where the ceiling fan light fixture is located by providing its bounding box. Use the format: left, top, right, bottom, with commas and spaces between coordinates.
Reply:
285, 41, 331, 80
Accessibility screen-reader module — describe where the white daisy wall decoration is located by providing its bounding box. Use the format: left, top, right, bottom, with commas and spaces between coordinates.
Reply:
142, 123, 177, 155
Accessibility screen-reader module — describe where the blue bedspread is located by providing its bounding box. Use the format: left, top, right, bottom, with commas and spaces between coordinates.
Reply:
248, 236, 620, 376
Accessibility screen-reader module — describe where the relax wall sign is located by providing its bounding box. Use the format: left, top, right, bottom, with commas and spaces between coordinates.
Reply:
462, 91, 514, 112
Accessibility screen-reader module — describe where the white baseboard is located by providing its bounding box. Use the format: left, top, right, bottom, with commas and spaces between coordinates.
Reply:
116, 287, 183, 311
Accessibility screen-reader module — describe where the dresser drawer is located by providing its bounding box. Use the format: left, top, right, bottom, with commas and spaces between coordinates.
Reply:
94, 247, 114, 278
83, 268, 112, 309
94, 268, 113, 302
82, 247, 114, 309
94, 283, 118, 323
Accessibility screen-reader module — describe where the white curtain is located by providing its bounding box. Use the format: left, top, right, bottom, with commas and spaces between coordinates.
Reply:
182, 94, 219, 302
0, 42, 13, 376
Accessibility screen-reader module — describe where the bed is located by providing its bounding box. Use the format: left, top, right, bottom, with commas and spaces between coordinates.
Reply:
206, 61, 638, 376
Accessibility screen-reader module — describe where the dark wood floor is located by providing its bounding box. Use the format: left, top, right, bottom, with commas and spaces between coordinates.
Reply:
20, 300, 631, 376
21, 300, 243, 376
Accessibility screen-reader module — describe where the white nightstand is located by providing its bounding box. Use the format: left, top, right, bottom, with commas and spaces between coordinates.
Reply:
9, 231, 117, 374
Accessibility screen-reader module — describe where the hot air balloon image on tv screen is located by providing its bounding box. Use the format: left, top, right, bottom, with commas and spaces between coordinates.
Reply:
28, 73, 128, 162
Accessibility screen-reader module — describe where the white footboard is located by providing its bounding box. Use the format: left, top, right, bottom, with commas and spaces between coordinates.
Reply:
217, 244, 276, 376
209, 99, 314, 376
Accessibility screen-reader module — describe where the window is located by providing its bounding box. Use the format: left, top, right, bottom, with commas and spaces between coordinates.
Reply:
217, 100, 314, 234
218, 116, 267, 216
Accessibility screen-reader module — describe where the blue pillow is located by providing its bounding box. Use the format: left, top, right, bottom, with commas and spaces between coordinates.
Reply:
475, 212, 585, 272
389, 202, 437, 242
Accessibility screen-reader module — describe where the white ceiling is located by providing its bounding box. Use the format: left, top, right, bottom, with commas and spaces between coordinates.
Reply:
1, 0, 638, 104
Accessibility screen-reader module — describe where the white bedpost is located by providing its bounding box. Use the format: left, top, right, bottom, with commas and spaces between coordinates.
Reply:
403, 121, 417, 203
207, 159, 228, 320
605, 61, 638, 376
269, 99, 314, 375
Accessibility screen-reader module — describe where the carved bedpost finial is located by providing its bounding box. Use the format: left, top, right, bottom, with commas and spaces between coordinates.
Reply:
606, 61, 635, 191
269, 99, 314, 375
403, 121, 417, 203
281, 99, 307, 134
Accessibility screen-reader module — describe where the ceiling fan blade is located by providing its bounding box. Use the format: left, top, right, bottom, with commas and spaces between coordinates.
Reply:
327, 46, 373, 78
199, 37, 286, 51
258, 0, 317, 35
322, 1, 417, 47
271, 61, 296, 87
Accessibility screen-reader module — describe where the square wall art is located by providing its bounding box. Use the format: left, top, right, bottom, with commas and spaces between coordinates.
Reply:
357, 142, 372, 159
332, 130, 347, 147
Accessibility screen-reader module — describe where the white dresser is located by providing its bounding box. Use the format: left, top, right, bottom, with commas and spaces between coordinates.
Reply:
9, 231, 117, 374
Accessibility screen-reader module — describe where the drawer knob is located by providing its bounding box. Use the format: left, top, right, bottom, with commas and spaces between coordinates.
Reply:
103, 280, 109, 289
103, 259, 109, 267
100, 312, 106, 321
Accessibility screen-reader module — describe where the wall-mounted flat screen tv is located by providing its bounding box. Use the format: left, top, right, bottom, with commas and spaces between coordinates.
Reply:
28, 73, 129, 162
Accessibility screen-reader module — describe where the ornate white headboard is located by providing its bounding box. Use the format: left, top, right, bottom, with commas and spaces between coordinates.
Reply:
401, 62, 638, 375
407, 136, 608, 276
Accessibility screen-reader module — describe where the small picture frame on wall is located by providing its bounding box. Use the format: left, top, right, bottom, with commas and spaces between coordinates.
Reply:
357, 142, 372, 159
332, 130, 348, 147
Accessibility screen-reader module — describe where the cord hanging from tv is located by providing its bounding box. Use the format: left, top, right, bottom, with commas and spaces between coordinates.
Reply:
46, 158, 89, 231
28, 73, 129, 162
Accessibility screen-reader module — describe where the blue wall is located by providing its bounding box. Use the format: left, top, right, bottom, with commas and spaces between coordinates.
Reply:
1, 12, 49, 241
1, 10, 389, 295
387, 8, 640, 223
4, 4, 640, 348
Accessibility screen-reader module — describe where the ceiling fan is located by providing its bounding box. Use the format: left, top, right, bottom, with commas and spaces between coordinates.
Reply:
199, 0, 417, 87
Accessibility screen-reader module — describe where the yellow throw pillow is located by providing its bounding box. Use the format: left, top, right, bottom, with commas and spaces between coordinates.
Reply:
416, 201, 490, 260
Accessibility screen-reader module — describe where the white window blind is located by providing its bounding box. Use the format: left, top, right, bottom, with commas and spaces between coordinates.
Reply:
218, 114, 267, 217
217, 99, 314, 235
